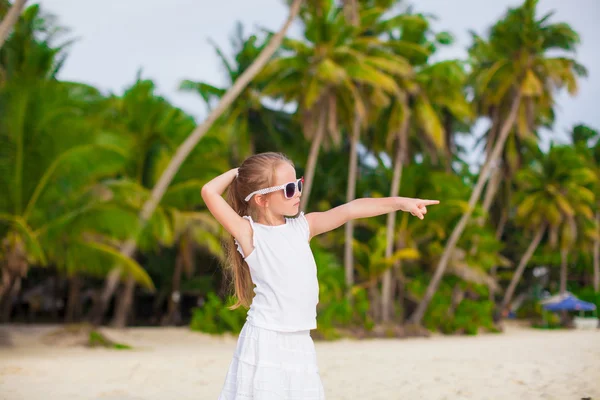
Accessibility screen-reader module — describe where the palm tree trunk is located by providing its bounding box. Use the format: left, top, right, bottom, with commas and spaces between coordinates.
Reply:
89, 0, 303, 325
381, 116, 409, 322
593, 211, 600, 293
470, 118, 502, 255
112, 274, 135, 328
342, 0, 359, 25
89, 241, 136, 325
443, 111, 454, 173
249, 135, 256, 157
0, 271, 14, 322
485, 107, 500, 156
489, 207, 509, 302
164, 252, 184, 325
409, 90, 522, 325
153, 290, 168, 325
50, 276, 60, 320
479, 108, 501, 220
495, 206, 508, 240
448, 284, 464, 317
0, 268, 12, 304
381, 158, 403, 322
368, 279, 380, 322
501, 223, 546, 311
481, 166, 502, 216
393, 260, 405, 323
0, 0, 27, 50
560, 247, 568, 294
344, 115, 361, 298
1, 276, 20, 322
559, 247, 569, 325
300, 107, 327, 212
66, 274, 81, 323
469, 161, 502, 259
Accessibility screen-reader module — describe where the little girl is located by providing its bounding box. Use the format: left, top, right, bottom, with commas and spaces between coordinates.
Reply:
201, 152, 439, 399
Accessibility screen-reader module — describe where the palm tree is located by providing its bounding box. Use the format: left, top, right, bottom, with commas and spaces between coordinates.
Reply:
572, 124, 600, 292
417, 60, 473, 170
161, 210, 226, 325
501, 145, 595, 309
382, 58, 474, 320
106, 176, 209, 327
410, 0, 586, 325
565, 213, 598, 294
375, 13, 465, 322
347, 7, 453, 311
342, 2, 429, 303
475, 74, 559, 247
354, 156, 501, 325
0, 0, 27, 50
259, 0, 411, 212
404, 164, 502, 316
85, 77, 215, 327
0, 9, 152, 318
469, 0, 588, 259
342, 0, 362, 304
180, 23, 292, 161
473, 0, 586, 230
92, 0, 303, 326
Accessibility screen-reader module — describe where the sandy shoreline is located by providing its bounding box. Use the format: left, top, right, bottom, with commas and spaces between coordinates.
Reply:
0, 322, 598, 400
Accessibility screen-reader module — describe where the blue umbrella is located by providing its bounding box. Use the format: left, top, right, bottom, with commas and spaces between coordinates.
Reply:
542, 295, 597, 312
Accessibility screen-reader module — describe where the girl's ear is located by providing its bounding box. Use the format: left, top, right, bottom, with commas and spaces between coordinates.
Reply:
254, 194, 268, 208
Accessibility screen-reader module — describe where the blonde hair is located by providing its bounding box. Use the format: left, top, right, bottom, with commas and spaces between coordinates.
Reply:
224, 152, 293, 309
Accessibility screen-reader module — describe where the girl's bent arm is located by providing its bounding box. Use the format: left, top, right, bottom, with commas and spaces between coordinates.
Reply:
201, 168, 251, 240
305, 197, 439, 239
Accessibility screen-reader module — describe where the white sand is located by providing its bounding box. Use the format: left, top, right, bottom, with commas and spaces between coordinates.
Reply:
0, 322, 598, 400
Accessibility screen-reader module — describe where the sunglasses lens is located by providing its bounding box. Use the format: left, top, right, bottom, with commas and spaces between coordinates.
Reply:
285, 182, 295, 198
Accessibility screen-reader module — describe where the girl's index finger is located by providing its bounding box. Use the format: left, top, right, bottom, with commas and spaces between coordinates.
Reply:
420, 199, 440, 206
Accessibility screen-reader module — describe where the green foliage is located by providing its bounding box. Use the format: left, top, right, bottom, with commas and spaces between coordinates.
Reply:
455, 300, 498, 335
189, 293, 247, 335
88, 330, 132, 350
0, 1, 595, 334
573, 287, 600, 313
313, 245, 373, 339
0, 6, 153, 287
531, 311, 562, 329
410, 277, 497, 335
515, 299, 543, 319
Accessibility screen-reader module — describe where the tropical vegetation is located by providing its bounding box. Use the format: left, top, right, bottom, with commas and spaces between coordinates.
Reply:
0, 0, 597, 336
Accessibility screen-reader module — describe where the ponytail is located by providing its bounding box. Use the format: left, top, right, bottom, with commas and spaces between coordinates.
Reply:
224, 177, 254, 309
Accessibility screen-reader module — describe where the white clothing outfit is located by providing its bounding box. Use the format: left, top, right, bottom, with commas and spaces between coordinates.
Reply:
218, 212, 325, 400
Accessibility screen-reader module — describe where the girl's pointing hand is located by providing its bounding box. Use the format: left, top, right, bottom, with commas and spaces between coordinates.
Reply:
402, 198, 440, 220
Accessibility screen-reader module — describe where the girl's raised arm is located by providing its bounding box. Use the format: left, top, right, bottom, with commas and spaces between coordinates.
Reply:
201, 168, 251, 240
305, 197, 439, 239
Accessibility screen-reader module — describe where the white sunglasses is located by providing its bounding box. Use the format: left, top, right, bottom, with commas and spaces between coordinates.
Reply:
244, 177, 304, 202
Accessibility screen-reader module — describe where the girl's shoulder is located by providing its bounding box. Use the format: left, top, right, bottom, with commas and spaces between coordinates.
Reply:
234, 216, 256, 259
285, 212, 310, 242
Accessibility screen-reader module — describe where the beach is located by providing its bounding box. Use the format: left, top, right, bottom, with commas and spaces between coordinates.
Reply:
0, 322, 598, 400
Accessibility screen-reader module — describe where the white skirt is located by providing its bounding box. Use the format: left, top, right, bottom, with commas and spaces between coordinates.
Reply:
218, 322, 326, 400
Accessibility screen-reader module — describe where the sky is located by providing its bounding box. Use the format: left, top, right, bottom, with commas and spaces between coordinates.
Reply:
36, 0, 600, 167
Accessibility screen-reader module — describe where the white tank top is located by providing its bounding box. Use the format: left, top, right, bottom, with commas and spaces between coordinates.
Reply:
234, 212, 319, 332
